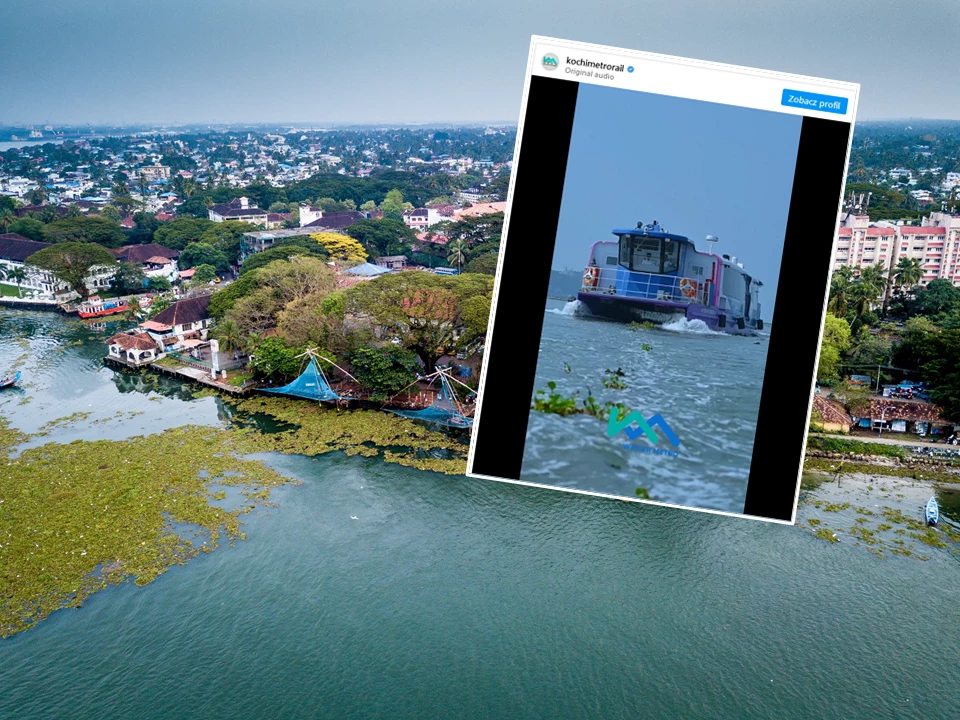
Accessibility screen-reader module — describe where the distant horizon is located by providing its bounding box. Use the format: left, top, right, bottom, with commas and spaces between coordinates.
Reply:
3, 117, 960, 129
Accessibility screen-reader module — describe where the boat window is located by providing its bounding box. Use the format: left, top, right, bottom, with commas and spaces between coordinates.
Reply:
631, 238, 661, 272
605, 255, 618, 265
662, 240, 680, 274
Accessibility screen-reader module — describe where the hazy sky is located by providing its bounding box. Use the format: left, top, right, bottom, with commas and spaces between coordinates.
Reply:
2, 0, 958, 125
552, 83, 802, 310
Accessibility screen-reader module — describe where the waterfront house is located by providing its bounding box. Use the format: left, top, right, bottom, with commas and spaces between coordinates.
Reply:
855, 398, 953, 437
110, 243, 180, 284
0, 232, 57, 297
105, 331, 160, 366
140, 294, 213, 348
810, 395, 852, 434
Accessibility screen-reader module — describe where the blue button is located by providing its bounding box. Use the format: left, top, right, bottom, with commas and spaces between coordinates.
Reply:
781, 89, 848, 115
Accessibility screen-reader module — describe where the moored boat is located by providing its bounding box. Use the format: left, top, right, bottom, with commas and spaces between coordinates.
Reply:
576, 220, 764, 334
77, 296, 129, 319
925, 496, 939, 526
0, 371, 21, 389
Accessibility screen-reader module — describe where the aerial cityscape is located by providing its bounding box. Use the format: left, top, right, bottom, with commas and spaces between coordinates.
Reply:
3, 111, 960, 716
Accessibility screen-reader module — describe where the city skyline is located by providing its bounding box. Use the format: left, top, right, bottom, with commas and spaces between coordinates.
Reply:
3, 0, 959, 125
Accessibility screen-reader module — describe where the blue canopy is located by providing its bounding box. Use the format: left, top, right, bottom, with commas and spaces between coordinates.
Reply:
262, 357, 342, 402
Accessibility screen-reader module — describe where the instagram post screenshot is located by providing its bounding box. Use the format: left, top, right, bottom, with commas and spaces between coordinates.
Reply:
469, 36, 860, 523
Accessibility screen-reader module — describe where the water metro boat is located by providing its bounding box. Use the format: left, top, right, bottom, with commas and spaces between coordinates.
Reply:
577, 221, 764, 334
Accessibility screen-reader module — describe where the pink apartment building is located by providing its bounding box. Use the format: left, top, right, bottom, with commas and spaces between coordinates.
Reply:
834, 211, 960, 287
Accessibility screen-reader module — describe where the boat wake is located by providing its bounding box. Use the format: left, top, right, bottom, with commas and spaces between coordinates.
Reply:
545, 300, 582, 316
660, 317, 723, 335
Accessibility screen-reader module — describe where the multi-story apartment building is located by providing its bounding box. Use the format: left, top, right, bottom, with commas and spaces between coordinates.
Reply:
834, 211, 960, 287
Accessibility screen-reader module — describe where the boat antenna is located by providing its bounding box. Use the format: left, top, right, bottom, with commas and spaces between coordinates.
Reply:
705, 235, 718, 255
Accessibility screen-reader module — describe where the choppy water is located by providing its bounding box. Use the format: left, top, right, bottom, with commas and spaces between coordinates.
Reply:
522, 300, 770, 513
2, 309, 960, 720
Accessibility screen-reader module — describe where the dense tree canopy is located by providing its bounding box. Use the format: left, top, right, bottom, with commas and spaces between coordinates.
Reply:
26, 242, 118, 298
345, 271, 493, 372
154, 218, 216, 250
179, 242, 230, 272
41, 216, 126, 248
346, 218, 416, 257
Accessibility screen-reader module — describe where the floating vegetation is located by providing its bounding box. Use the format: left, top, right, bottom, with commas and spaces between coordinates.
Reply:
627, 321, 655, 332
38, 411, 93, 431
563, 362, 572, 373
228, 396, 467, 475
813, 528, 838, 543
532, 382, 630, 423
191, 388, 220, 399
634, 487, 650, 499
823, 502, 850, 513
601, 376, 628, 390
0, 419, 293, 638
641, 343, 651, 352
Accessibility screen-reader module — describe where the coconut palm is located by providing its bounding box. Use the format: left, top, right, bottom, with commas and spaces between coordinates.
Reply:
213, 318, 244, 361
447, 239, 467, 274
892, 256, 923, 292
4, 266, 27, 298
828, 266, 854, 316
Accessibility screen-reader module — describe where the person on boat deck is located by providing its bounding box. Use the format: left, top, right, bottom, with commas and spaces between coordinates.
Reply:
589, 257, 598, 266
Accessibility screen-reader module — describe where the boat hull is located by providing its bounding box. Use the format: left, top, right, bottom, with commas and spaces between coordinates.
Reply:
925, 497, 939, 526
0, 371, 21, 389
576, 292, 761, 335
78, 306, 127, 319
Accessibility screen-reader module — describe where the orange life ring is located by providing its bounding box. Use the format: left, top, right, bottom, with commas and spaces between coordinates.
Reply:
679, 278, 697, 299
583, 266, 600, 288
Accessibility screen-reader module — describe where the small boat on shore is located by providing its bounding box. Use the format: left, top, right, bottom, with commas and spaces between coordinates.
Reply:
0, 371, 21, 389
925, 496, 939, 526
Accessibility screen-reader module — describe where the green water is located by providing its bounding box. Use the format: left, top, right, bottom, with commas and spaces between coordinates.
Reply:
2, 310, 960, 719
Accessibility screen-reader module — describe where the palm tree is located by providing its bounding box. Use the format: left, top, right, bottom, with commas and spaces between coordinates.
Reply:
213, 318, 244, 361
892, 257, 923, 294
5, 266, 27, 298
828, 266, 854, 316
447, 239, 467, 274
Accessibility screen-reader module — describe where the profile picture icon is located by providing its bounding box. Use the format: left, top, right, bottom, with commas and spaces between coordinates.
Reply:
542, 53, 560, 71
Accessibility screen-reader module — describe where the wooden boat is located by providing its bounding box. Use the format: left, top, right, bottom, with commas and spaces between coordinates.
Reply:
925, 496, 939, 527
77, 296, 129, 319
0, 371, 21, 389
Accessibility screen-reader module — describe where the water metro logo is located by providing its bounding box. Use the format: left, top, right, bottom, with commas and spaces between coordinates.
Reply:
607, 408, 681, 457
541, 54, 559, 71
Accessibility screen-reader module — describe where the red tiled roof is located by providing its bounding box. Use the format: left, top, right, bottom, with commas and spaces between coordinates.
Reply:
838, 228, 852, 236
106, 332, 157, 351
865, 398, 947, 423
812, 395, 851, 426
866, 228, 895, 235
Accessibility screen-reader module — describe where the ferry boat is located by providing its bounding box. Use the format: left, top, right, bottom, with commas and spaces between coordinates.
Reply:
77, 296, 129, 319
576, 221, 764, 333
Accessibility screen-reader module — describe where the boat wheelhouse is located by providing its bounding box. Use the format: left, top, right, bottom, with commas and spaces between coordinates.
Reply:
576, 221, 763, 333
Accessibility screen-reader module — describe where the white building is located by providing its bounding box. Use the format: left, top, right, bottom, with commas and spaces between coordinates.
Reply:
0, 233, 60, 296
